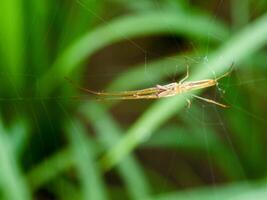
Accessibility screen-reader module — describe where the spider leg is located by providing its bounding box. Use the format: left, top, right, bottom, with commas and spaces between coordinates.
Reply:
186, 98, 191, 108
215, 63, 234, 82
179, 65, 189, 84
65, 77, 160, 96
122, 94, 160, 99
97, 94, 160, 100
191, 94, 229, 108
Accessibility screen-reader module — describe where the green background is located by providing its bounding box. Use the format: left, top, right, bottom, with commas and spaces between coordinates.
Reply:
1, 0, 267, 199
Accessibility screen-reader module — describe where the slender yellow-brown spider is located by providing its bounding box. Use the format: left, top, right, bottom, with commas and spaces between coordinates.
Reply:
66, 65, 232, 108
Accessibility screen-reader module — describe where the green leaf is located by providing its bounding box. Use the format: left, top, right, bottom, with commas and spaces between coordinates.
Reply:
27, 138, 102, 190
27, 148, 74, 190
80, 101, 151, 200
9, 119, 30, 159
0, 0, 25, 88
0, 119, 31, 200
147, 181, 267, 200
66, 118, 107, 200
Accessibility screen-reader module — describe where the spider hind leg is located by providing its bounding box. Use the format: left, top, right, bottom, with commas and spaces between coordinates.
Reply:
191, 94, 229, 108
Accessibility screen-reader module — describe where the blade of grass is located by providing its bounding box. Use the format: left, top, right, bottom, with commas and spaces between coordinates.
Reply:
80, 101, 151, 200
26, 0, 49, 74
27, 101, 151, 199
147, 181, 267, 200
75, 0, 101, 30
60, 0, 102, 45
27, 147, 74, 190
51, 177, 82, 200
0, 0, 25, 88
100, 12, 267, 171
0, 119, 31, 200
39, 11, 228, 95
9, 118, 30, 160
27, 139, 102, 190
66, 118, 107, 200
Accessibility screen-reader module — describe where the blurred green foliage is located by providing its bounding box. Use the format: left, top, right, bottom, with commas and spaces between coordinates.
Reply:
1, 0, 267, 199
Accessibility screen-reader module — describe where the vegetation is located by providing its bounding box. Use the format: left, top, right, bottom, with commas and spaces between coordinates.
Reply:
1, 0, 267, 199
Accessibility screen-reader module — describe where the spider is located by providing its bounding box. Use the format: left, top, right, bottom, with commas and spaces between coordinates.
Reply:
66, 65, 232, 108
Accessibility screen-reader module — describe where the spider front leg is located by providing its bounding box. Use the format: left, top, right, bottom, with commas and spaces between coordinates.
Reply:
179, 65, 189, 84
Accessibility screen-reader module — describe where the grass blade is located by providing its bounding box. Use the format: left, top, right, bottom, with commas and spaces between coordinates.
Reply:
0, 0, 25, 88
0, 119, 31, 200
9, 119, 30, 159
148, 181, 267, 200
66, 119, 107, 200
27, 139, 102, 190
80, 101, 151, 199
